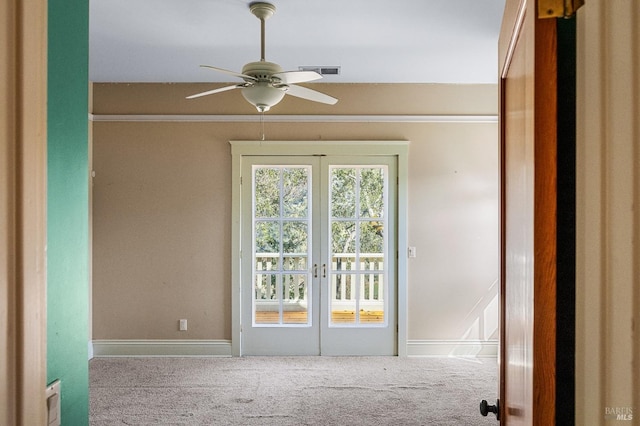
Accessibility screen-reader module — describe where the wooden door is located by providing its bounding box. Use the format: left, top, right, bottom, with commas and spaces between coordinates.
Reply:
495, 0, 576, 424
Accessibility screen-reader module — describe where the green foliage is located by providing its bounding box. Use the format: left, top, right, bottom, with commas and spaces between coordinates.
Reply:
254, 168, 280, 218
254, 167, 310, 257
254, 165, 386, 264
331, 167, 385, 254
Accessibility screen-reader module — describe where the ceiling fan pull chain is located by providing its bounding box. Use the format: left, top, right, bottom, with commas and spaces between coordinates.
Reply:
260, 111, 266, 141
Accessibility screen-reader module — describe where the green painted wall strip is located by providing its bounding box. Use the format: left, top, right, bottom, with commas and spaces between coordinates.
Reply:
47, 0, 90, 424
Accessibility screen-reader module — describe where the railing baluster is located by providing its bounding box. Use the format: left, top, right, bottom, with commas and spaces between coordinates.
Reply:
378, 273, 383, 302
360, 260, 365, 304
341, 274, 347, 301
331, 270, 336, 301
257, 260, 262, 299
332, 260, 337, 299
371, 260, 378, 300
303, 274, 307, 301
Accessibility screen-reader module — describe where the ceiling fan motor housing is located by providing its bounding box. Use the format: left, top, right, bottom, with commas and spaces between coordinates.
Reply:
241, 61, 287, 112
241, 61, 283, 81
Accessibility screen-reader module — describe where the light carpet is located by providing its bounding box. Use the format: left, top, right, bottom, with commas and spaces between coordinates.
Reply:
90, 356, 497, 425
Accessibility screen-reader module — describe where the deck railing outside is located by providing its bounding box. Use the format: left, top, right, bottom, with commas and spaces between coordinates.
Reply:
255, 252, 384, 311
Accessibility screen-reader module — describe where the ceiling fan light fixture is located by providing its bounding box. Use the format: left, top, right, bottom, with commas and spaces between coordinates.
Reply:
241, 83, 286, 112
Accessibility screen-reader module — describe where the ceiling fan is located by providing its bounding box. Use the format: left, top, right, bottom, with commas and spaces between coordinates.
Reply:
186, 2, 338, 112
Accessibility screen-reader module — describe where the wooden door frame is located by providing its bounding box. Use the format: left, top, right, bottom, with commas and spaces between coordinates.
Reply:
230, 140, 409, 356
0, 0, 48, 423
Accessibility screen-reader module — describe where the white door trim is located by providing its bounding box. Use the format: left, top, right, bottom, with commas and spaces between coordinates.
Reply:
230, 140, 409, 356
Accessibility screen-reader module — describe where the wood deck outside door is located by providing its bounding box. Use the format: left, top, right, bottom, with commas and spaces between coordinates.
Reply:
497, 0, 576, 424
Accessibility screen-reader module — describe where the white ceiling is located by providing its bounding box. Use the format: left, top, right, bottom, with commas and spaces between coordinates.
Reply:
89, 0, 505, 84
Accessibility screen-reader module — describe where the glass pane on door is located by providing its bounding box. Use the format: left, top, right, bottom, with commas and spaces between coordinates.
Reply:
329, 166, 387, 326
253, 166, 312, 326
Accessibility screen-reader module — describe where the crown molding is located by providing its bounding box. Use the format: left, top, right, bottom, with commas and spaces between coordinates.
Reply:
89, 114, 497, 123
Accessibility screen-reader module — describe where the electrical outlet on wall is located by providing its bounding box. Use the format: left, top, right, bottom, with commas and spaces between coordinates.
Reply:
179, 319, 188, 331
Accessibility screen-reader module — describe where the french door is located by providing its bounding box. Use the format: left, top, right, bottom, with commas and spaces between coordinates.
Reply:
240, 155, 397, 355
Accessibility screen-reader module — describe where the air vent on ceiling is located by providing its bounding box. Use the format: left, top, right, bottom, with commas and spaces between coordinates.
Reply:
299, 66, 341, 76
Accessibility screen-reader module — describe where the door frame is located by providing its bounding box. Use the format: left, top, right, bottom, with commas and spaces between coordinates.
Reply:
1, 0, 48, 422
230, 140, 409, 356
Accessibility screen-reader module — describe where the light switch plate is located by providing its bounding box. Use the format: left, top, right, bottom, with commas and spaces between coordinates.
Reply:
46, 380, 61, 426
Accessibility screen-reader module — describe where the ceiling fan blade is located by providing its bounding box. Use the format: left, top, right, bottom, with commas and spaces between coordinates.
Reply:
200, 65, 257, 82
285, 84, 338, 105
272, 70, 322, 84
186, 84, 241, 99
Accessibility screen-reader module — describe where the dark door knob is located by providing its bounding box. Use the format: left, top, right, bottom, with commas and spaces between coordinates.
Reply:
480, 399, 500, 420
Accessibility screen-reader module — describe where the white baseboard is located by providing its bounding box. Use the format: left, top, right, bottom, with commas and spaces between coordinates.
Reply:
91, 339, 495, 358
92, 339, 232, 357
407, 339, 498, 358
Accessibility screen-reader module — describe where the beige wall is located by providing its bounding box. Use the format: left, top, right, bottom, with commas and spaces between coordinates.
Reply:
91, 83, 498, 352
408, 124, 498, 342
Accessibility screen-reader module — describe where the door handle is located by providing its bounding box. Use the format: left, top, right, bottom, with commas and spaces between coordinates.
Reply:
322, 264, 326, 278
479, 399, 500, 420
313, 264, 318, 278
